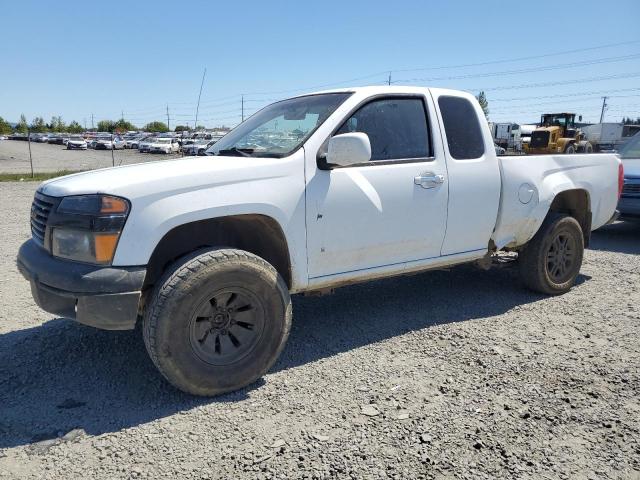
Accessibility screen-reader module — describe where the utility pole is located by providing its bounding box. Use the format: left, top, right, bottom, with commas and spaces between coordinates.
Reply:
241, 95, 244, 122
27, 128, 34, 178
194, 67, 207, 130
388, 72, 392, 86
121, 110, 124, 120
599, 96, 608, 123
166, 104, 170, 131
91, 113, 94, 130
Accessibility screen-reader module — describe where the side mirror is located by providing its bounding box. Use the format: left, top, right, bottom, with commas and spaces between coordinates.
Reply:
326, 132, 371, 167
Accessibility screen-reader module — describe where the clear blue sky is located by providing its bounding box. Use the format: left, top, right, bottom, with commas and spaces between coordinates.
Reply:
1, 0, 639, 127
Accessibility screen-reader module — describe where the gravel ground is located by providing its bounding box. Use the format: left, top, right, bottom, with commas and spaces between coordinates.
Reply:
0, 140, 181, 173
0, 181, 639, 480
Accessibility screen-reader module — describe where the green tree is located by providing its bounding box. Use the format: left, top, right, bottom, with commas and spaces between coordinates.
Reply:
0, 116, 13, 135
114, 118, 137, 133
49, 116, 66, 132
476, 91, 489, 119
174, 125, 189, 132
68, 120, 84, 133
144, 121, 169, 133
97, 120, 116, 133
30, 117, 47, 133
15, 114, 28, 134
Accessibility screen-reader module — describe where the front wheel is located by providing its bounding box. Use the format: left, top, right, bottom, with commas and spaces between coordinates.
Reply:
564, 144, 575, 154
518, 213, 584, 295
143, 248, 292, 396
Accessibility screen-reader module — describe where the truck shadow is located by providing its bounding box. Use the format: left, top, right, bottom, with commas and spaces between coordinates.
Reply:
0, 264, 585, 449
590, 220, 640, 255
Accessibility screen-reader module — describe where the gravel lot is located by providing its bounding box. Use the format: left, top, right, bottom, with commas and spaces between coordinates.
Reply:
0, 181, 639, 479
0, 140, 181, 173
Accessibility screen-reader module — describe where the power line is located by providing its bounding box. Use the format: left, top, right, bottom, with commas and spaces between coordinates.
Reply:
490, 87, 640, 102
76, 39, 640, 119
391, 53, 640, 84
389, 39, 640, 74
468, 72, 640, 92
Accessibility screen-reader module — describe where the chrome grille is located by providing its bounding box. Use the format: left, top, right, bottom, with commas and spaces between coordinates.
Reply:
30, 192, 55, 246
622, 181, 640, 196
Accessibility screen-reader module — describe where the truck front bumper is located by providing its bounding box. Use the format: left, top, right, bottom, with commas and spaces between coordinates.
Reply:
17, 239, 146, 330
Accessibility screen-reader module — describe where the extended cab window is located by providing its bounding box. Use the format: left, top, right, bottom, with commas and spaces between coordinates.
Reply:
438, 96, 485, 160
336, 98, 431, 161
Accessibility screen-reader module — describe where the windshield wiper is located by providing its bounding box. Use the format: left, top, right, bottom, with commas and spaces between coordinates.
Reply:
214, 147, 254, 157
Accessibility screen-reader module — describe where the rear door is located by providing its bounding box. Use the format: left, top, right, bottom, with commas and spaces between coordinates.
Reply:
430, 90, 501, 255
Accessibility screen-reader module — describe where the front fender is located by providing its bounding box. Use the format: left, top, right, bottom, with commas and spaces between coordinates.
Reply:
110, 154, 308, 289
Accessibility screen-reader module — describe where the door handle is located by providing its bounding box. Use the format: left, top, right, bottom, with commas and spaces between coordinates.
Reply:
414, 172, 445, 189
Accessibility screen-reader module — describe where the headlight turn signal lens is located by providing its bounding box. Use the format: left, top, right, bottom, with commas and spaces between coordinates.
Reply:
58, 194, 129, 215
94, 232, 120, 263
101, 196, 129, 214
52, 229, 120, 265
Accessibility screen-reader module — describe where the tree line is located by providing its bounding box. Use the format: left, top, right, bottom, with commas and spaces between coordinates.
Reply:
0, 114, 194, 135
621, 117, 640, 125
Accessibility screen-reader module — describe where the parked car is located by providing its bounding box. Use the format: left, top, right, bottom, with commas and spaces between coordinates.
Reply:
617, 131, 640, 219
17, 86, 621, 397
95, 136, 125, 150
48, 134, 68, 145
125, 134, 147, 149
29, 133, 45, 142
182, 139, 215, 156
149, 138, 180, 154
137, 136, 155, 153
66, 135, 88, 150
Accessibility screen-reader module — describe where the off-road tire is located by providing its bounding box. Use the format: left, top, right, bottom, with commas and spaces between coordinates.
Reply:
564, 144, 576, 154
143, 248, 292, 396
518, 213, 584, 295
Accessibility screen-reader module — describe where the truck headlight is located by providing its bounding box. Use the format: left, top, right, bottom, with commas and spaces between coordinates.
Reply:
52, 229, 120, 264
50, 194, 130, 265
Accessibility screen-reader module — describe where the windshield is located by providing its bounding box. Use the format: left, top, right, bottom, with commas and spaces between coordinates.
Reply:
207, 93, 351, 158
619, 132, 640, 159
156, 139, 171, 144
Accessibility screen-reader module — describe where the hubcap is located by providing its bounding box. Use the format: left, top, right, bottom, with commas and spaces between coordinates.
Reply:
546, 232, 576, 283
189, 287, 265, 366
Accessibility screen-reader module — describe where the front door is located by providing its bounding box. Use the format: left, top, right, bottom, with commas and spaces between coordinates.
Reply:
305, 95, 449, 279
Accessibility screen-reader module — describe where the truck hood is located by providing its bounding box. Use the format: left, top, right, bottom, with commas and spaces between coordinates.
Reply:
38, 155, 287, 200
622, 158, 640, 178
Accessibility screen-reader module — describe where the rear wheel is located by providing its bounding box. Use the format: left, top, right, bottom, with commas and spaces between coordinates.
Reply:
585, 143, 593, 153
143, 248, 292, 396
519, 213, 584, 295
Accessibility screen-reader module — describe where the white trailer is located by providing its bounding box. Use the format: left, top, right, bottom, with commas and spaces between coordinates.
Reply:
581, 123, 640, 152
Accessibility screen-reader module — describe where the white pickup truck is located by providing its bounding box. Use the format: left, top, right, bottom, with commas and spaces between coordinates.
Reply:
18, 86, 622, 396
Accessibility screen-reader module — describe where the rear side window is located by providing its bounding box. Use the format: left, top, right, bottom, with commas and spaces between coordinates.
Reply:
336, 98, 431, 161
438, 96, 485, 160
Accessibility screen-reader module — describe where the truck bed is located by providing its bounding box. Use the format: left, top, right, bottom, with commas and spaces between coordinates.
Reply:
492, 153, 620, 249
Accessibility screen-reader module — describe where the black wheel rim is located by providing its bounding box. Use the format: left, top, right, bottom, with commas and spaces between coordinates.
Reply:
189, 287, 265, 366
546, 231, 577, 283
